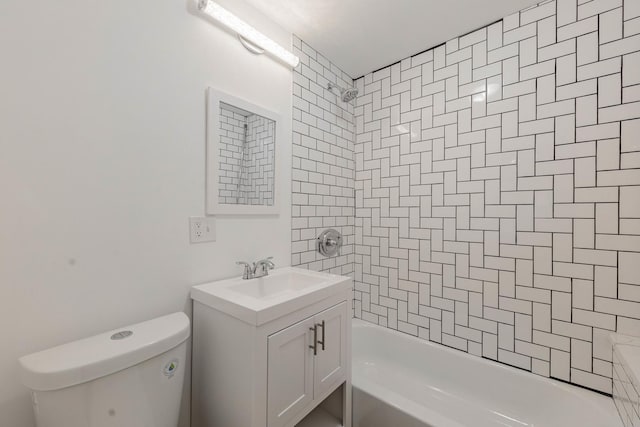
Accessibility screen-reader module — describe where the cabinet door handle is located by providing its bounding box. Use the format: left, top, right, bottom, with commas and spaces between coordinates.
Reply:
317, 321, 325, 351
309, 325, 318, 356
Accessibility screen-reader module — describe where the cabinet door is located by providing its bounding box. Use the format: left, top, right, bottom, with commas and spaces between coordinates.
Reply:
313, 302, 348, 398
267, 316, 315, 427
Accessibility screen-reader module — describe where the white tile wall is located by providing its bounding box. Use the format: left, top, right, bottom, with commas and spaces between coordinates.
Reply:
352, 0, 640, 394
291, 36, 355, 275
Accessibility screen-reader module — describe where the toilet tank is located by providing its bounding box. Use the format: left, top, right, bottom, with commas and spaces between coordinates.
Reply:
19, 312, 190, 427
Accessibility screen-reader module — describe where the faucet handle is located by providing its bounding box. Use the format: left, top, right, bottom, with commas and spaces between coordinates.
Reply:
236, 261, 254, 279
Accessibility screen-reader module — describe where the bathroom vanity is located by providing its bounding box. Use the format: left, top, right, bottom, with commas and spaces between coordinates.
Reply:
191, 267, 352, 427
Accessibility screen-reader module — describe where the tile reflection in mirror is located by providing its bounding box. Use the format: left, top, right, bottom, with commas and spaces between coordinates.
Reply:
218, 102, 275, 206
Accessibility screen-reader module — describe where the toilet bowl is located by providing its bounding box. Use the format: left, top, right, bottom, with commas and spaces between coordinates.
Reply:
19, 312, 190, 427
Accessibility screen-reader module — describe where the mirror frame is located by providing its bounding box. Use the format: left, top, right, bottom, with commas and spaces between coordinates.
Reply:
206, 87, 282, 216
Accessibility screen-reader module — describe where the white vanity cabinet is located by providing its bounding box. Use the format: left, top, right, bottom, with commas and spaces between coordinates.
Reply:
268, 302, 348, 427
191, 267, 352, 427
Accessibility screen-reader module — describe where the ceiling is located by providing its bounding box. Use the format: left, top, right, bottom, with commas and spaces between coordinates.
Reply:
243, 0, 539, 78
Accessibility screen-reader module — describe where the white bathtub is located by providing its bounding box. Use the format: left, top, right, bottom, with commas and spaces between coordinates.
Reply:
352, 319, 623, 427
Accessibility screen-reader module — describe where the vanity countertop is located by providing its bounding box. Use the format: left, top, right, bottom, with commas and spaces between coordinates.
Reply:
191, 266, 352, 326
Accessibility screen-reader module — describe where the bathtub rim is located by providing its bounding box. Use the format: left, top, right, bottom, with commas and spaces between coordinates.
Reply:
351, 318, 622, 427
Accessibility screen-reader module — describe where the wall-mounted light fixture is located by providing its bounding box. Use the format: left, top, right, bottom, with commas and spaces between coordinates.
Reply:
196, 0, 300, 68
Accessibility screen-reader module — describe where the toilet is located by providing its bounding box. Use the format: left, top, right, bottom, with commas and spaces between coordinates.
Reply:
18, 312, 190, 427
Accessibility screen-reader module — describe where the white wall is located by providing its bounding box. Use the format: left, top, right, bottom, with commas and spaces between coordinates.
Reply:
0, 1, 292, 426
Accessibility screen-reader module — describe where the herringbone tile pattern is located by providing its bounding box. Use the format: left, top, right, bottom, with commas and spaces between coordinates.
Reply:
353, 0, 640, 393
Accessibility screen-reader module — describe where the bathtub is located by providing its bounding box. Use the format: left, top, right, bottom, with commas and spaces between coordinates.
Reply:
352, 319, 623, 427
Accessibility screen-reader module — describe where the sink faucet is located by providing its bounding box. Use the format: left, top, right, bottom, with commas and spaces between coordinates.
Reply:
236, 257, 275, 280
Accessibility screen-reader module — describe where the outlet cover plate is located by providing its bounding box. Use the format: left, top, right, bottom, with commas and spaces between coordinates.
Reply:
190, 217, 216, 243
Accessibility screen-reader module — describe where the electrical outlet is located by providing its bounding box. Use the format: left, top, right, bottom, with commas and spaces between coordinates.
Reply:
190, 217, 216, 243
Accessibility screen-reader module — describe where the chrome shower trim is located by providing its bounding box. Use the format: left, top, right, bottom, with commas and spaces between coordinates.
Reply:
327, 82, 359, 102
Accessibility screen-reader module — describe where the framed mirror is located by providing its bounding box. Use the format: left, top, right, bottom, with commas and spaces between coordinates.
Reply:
206, 88, 281, 215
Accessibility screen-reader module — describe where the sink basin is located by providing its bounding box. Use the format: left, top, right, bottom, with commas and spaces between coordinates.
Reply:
228, 271, 324, 299
191, 267, 352, 325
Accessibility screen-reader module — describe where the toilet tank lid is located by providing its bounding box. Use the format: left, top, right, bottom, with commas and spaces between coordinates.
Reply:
19, 312, 190, 391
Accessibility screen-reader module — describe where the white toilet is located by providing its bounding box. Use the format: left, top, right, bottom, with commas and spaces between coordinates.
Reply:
19, 312, 190, 427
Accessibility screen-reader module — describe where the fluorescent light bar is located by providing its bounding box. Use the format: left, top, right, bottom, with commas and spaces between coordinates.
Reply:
197, 0, 300, 68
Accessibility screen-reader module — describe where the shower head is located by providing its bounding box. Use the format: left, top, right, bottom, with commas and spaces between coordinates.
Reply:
341, 87, 359, 102
327, 82, 359, 102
